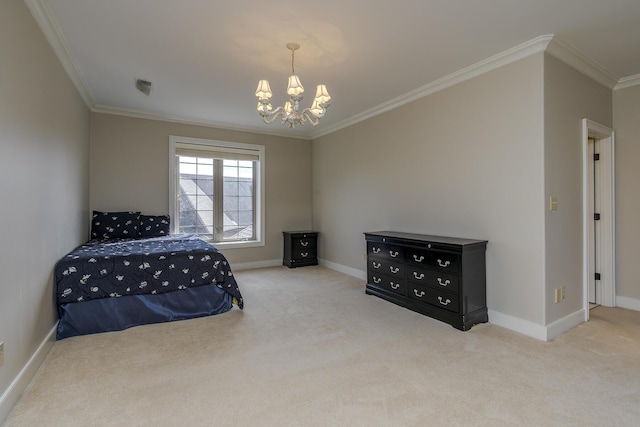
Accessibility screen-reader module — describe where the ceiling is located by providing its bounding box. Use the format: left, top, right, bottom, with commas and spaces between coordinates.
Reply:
27, 0, 640, 139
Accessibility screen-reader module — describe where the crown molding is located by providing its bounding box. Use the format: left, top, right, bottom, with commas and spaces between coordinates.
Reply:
614, 73, 640, 90
24, 0, 95, 108
311, 35, 554, 139
91, 105, 312, 140
545, 37, 618, 89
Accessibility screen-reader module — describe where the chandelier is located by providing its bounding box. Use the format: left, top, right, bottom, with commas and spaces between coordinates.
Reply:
255, 43, 331, 128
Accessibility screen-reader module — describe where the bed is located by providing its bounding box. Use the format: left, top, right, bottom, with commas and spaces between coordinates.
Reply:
55, 211, 243, 339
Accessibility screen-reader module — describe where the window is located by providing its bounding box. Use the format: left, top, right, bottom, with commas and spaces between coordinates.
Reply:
169, 136, 265, 247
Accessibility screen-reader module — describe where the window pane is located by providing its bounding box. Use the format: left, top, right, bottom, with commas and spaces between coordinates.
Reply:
223, 166, 238, 178
197, 163, 213, 176
179, 162, 197, 175
238, 210, 253, 226
238, 196, 252, 210
239, 181, 253, 196
223, 180, 239, 196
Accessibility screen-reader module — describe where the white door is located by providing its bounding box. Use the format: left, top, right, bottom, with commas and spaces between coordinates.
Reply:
582, 119, 615, 320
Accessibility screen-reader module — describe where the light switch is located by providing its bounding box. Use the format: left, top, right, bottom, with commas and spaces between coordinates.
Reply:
549, 197, 558, 211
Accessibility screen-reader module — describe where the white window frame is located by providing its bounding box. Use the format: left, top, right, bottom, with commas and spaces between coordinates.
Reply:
169, 135, 265, 248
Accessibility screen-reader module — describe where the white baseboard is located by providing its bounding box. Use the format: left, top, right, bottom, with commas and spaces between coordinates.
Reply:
0, 325, 57, 424
545, 309, 586, 341
232, 259, 281, 271
488, 308, 585, 341
616, 295, 640, 311
488, 310, 549, 341
318, 258, 366, 281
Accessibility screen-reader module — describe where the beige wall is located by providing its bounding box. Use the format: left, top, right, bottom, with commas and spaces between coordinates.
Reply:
90, 113, 313, 265
312, 54, 546, 325
0, 0, 89, 421
614, 84, 640, 304
542, 54, 612, 324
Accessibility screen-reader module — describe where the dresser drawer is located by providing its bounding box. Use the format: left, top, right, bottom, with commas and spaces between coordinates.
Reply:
368, 258, 405, 280
407, 249, 460, 274
367, 272, 406, 296
408, 284, 459, 313
367, 241, 404, 262
407, 267, 459, 293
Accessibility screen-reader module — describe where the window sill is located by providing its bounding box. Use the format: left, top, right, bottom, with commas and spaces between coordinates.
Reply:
209, 239, 265, 249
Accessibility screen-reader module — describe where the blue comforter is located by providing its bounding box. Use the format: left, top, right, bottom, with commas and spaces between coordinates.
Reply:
55, 234, 243, 308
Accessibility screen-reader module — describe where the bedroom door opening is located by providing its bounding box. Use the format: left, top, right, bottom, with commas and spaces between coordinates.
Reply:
582, 119, 615, 321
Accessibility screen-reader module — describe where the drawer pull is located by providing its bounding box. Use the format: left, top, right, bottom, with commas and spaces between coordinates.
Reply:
390, 266, 399, 274
300, 241, 309, 247
437, 278, 451, 287
437, 259, 451, 268
372, 262, 381, 269
413, 272, 425, 280
301, 252, 308, 257
390, 282, 400, 290
373, 276, 381, 284
413, 289, 425, 298
438, 296, 452, 306
413, 254, 424, 262
372, 247, 381, 254
390, 250, 399, 258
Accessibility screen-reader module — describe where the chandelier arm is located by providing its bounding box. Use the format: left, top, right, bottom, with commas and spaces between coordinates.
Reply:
301, 109, 321, 126
260, 106, 286, 124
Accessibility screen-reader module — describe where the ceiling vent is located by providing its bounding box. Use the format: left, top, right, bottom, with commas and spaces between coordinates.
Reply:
135, 79, 152, 96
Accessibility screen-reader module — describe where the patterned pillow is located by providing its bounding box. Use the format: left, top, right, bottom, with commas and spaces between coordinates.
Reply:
139, 214, 170, 237
91, 211, 141, 239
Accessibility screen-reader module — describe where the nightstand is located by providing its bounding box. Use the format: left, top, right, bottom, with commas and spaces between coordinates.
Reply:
283, 231, 318, 268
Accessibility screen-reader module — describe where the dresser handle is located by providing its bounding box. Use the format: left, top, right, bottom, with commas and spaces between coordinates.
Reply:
413, 289, 425, 298
390, 282, 400, 290
301, 252, 308, 257
437, 278, 451, 287
437, 259, 451, 268
438, 296, 452, 306
301, 241, 309, 247
390, 250, 399, 258
413, 255, 424, 262
372, 262, 381, 269
372, 247, 381, 254
413, 272, 425, 280
390, 266, 399, 274
373, 276, 381, 284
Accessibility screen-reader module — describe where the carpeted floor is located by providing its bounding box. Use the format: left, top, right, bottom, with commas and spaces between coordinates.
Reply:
3, 266, 640, 426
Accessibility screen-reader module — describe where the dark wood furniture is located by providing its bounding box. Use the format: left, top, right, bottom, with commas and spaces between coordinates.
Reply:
364, 231, 488, 331
283, 231, 318, 268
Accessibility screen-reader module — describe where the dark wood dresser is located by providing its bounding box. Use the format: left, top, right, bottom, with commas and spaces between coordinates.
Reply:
283, 231, 318, 268
364, 231, 488, 330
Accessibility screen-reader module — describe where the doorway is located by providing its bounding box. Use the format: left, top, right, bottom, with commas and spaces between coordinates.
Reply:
582, 119, 615, 321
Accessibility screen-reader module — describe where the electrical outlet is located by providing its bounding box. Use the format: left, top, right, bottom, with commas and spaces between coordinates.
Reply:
554, 288, 561, 303
561, 286, 566, 301
0, 341, 4, 366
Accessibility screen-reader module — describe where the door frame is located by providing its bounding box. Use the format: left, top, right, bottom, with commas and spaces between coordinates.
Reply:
582, 118, 615, 320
